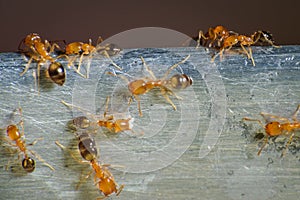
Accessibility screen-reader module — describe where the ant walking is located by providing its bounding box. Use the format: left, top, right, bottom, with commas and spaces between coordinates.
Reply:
18, 33, 66, 87
61, 96, 134, 134
55, 132, 124, 199
108, 55, 193, 116
243, 104, 300, 157
2, 107, 54, 172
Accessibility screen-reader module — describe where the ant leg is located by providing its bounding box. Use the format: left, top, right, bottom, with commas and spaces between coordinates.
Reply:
291, 104, 300, 122
27, 149, 55, 171
140, 56, 156, 80
257, 136, 269, 156
162, 55, 190, 80
260, 112, 289, 123
281, 132, 295, 157
196, 30, 207, 48
101, 50, 122, 70
103, 96, 111, 118
134, 95, 143, 117
20, 57, 34, 76
161, 88, 177, 110
76, 169, 93, 190
242, 117, 265, 128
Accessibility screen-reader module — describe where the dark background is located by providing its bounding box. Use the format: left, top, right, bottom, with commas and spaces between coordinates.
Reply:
0, 0, 299, 52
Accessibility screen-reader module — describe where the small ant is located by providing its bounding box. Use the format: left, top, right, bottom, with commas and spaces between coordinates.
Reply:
61, 96, 134, 134
18, 33, 66, 87
60, 37, 122, 78
3, 107, 54, 172
243, 104, 300, 157
108, 55, 193, 116
55, 132, 124, 199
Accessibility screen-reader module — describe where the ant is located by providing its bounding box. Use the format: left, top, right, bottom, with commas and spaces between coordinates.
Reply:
243, 104, 300, 157
60, 37, 122, 78
3, 107, 54, 172
61, 96, 134, 134
108, 55, 193, 116
55, 132, 124, 199
18, 33, 66, 87
196, 25, 238, 48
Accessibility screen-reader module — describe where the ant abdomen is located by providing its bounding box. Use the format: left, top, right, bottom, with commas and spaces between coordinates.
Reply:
78, 133, 98, 161
22, 157, 35, 173
47, 62, 66, 86
168, 74, 193, 90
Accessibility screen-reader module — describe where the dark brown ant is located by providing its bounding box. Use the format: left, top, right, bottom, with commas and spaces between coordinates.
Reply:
243, 104, 300, 157
251, 30, 280, 47
18, 33, 66, 87
109, 55, 192, 116
55, 132, 124, 199
3, 107, 54, 172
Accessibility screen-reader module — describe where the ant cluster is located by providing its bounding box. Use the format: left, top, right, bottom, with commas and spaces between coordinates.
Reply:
1, 28, 298, 199
195, 25, 280, 66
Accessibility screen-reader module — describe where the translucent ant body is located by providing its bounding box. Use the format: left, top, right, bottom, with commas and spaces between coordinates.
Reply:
243, 104, 300, 157
19, 33, 66, 86
109, 55, 192, 116
3, 107, 54, 172
62, 97, 134, 134
56, 132, 124, 199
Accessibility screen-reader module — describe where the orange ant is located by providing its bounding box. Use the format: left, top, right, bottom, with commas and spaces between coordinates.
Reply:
61, 96, 134, 134
3, 107, 54, 172
60, 37, 122, 78
55, 132, 124, 199
197, 25, 238, 48
243, 104, 300, 157
108, 55, 192, 116
18, 33, 66, 87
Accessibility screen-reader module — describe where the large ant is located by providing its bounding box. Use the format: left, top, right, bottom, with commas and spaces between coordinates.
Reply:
18, 33, 66, 87
109, 55, 193, 116
60, 37, 122, 78
55, 132, 124, 199
243, 104, 300, 157
3, 107, 54, 172
62, 96, 134, 134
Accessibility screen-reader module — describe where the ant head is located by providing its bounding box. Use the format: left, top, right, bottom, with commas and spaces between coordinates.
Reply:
25, 33, 41, 46
214, 26, 228, 36
48, 62, 66, 86
22, 157, 35, 173
6, 125, 20, 140
98, 175, 117, 196
265, 121, 282, 136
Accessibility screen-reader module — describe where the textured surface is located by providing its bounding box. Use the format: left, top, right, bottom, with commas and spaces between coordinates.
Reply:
0, 46, 300, 200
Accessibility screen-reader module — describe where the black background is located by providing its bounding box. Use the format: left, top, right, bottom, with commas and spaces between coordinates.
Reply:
0, 0, 299, 52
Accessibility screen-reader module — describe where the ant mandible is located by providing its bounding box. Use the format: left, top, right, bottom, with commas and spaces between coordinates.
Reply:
109, 55, 193, 116
243, 104, 300, 157
61, 96, 134, 134
4, 107, 54, 172
55, 132, 124, 199
18, 33, 66, 87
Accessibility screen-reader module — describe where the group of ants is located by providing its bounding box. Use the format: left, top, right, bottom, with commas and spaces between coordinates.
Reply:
2, 25, 300, 199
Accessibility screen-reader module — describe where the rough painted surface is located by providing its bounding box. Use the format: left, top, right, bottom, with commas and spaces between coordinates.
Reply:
0, 46, 299, 200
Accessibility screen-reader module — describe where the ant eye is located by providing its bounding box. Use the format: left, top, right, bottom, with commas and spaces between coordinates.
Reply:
22, 157, 35, 173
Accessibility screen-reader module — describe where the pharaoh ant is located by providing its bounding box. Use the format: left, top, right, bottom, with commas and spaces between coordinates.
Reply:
2, 107, 54, 172
55, 132, 124, 199
18, 33, 66, 87
61, 96, 134, 134
243, 104, 300, 157
108, 55, 193, 116
59, 37, 122, 78
196, 25, 239, 48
